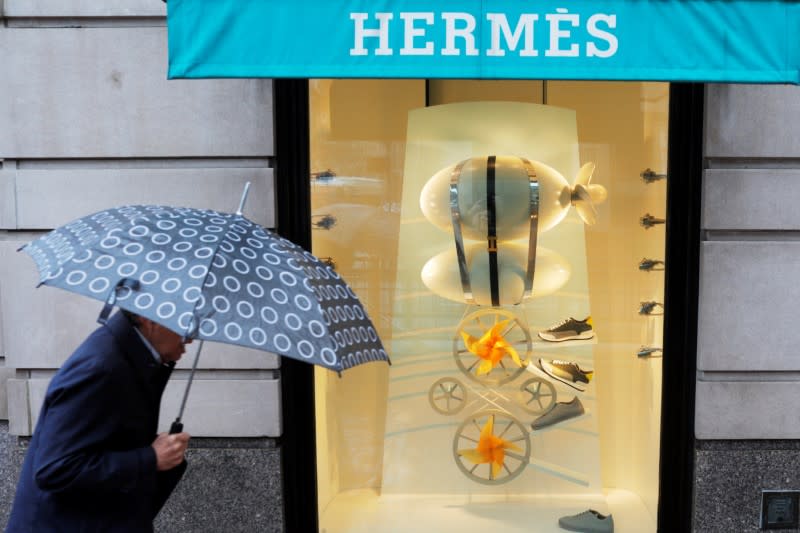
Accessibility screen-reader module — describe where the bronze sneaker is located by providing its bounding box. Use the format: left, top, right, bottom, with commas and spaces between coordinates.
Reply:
538, 316, 595, 342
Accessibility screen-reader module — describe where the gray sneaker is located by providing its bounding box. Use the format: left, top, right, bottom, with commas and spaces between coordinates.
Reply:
558, 509, 614, 532
538, 316, 595, 342
531, 396, 584, 430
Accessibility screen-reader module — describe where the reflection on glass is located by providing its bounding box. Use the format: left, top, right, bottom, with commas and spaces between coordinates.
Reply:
311, 79, 668, 533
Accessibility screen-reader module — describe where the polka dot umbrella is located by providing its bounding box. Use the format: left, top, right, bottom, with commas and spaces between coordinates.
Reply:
19, 189, 390, 431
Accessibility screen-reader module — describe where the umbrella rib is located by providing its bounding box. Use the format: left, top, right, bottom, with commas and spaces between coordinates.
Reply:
184, 214, 239, 340
172, 210, 240, 429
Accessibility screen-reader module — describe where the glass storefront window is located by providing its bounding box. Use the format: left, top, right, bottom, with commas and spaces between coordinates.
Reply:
310, 80, 668, 532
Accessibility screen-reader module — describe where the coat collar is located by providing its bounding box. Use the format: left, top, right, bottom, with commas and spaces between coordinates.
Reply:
103, 311, 174, 411
104, 311, 161, 370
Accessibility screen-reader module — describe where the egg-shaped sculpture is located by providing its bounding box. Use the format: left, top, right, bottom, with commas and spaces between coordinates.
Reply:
420, 243, 571, 306
419, 156, 605, 241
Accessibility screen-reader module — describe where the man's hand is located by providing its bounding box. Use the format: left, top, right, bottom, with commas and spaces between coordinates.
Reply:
151, 432, 190, 471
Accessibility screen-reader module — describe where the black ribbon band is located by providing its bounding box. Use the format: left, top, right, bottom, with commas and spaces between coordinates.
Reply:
487, 156, 499, 307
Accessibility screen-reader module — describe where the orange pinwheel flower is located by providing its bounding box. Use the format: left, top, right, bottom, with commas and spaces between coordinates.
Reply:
460, 319, 522, 376
457, 414, 522, 478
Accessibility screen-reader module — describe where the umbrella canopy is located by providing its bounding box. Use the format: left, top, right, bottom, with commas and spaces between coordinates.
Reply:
20, 204, 389, 373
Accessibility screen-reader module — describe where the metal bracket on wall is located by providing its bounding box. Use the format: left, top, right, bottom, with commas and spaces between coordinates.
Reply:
311, 169, 336, 181
637, 346, 663, 358
639, 301, 664, 316
311, 214, 337, 230
640, 168, 667, 184
638, 258, 665, 271
640, 213, 665, 229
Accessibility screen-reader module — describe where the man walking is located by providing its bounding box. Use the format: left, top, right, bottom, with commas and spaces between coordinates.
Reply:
6, 310, 192, 532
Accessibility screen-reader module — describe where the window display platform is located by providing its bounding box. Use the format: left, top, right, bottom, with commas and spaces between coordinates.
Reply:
321, 488, 654, 532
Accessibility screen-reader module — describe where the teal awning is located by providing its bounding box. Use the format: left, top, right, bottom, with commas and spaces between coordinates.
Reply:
167, 0, 800, 83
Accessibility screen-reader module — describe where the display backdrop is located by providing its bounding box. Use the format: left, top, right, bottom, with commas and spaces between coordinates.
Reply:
382, 102, 601, 495
168, 0, 800, 83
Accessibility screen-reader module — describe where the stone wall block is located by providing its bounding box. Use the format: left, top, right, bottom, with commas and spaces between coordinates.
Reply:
11, 167, 275, 230
6, 380, 29, 436
0, 27, 274, 158
5, 0, 164, 17
696, 381, 800, 439
0, 368, 15, 420
0, 161, 16, 229
20, 377, 281, 437
698, 241, 800, 371
703, 169, 800, 230
706, 84, 800, 158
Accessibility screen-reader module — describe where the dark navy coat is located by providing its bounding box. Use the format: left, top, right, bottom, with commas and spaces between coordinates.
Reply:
6, 312, 186, 532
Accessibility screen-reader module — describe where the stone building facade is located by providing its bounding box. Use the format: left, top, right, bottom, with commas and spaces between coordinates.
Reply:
0, 2, 284, 531
2, 2, 800, 533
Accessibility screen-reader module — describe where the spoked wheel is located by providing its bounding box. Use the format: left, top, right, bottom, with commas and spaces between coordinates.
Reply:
428, 377, 468, 415
453, 308, 532, 386
452, 410, 531, 485
517, 377, 557, 415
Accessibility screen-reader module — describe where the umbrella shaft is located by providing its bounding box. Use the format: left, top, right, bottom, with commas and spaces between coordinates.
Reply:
236, 181, 251, 215
176, 340, 204, 422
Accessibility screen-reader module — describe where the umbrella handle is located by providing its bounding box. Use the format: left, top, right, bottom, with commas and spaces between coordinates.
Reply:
169, 420, 184, 434
97, 278, 140, 324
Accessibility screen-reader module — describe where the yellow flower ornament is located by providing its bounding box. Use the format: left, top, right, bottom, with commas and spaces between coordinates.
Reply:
457, 414, 522, 479
460, 319, 522, 376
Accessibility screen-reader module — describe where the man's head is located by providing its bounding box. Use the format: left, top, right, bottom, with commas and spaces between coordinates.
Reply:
131, 315, 192, 363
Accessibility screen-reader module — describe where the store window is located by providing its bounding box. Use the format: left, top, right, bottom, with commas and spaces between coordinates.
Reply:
310, 79, 668, 532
